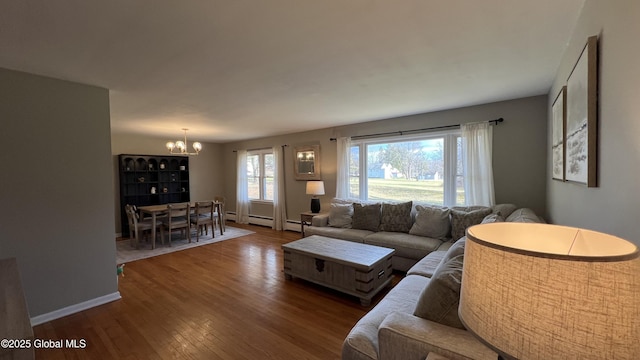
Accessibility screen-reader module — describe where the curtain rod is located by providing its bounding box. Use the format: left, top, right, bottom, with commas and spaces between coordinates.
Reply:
233, 145, 287, 152
329, 117, 503, 141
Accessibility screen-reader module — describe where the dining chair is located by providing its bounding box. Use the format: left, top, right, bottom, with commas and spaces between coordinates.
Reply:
125, 204, 164, 249
164, 203, 191, 246
190, 201, 215, 242
214, 196, 226, 235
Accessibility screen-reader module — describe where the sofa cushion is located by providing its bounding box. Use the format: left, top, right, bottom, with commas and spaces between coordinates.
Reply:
409, 205, 451, 240
506, 208, 544, 223
328, 203, 353, 228
379, 201, 413, 233
352, 203, 381, 232
406, 250, 446, 278
304, 226, 371, 243
310, 213, 329, 227
413, 253, 465, 329
450, 207, 492, 240
364, 232, 442, 260
342, 274, 430, 360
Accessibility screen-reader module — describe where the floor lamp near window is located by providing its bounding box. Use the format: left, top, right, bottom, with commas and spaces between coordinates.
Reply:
459, 223, 640, 359
306, 181, 325, 213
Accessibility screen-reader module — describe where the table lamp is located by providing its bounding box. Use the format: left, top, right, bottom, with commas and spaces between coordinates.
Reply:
459, 222, 640, 360
306, 180, 325, 213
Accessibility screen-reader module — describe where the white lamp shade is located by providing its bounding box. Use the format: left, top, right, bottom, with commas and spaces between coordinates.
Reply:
459, 223, 640, 359
305, 181, 325, 196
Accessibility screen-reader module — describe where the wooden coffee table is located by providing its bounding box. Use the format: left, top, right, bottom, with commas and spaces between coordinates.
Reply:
282, 235, 395, 306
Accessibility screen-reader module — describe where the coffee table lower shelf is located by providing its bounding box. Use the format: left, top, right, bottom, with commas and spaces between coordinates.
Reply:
282, 235, 395, 306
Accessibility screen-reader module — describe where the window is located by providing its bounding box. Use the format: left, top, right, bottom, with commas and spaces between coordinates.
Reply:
349, 132, 464, 206
247, 149, 274, 201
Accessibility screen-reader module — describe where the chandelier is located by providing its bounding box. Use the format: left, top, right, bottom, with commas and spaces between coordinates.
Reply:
166, 128, 202, 156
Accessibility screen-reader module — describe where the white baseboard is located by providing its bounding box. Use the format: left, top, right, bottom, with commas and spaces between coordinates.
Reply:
226, 213, 273, 227
227, 212, 301, 232
285, 220, 302, 232
30, 291, 122, 326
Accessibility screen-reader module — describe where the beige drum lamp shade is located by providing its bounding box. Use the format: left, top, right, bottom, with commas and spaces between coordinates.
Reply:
459, 222, 640, 360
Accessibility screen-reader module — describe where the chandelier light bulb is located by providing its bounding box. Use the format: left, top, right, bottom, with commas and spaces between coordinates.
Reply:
166, 129, 202, 155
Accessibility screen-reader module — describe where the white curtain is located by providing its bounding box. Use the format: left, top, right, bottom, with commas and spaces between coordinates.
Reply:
462, 122, 495, 206
236, 149, 250, 224
272, 146, 287, 230
336, 137, 351, 199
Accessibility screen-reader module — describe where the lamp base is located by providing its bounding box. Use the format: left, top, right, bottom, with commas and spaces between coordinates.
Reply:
310, 198, 321, 213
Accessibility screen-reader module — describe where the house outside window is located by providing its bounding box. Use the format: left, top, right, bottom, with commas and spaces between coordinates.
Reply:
349, 131, 464, 206
247, 149, 274, 201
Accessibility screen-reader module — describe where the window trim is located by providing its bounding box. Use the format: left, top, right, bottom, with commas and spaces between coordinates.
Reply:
350, 129, 462, 206
247, 149, 274, 202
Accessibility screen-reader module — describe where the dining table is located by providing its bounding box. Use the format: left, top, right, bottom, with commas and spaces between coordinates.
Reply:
137, 201, 224, 249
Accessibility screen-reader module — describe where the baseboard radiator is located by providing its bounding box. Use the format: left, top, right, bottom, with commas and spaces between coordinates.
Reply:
226, 212, 301, 232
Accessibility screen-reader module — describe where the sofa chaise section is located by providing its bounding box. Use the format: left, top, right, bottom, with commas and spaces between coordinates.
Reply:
340, 205, 544, 360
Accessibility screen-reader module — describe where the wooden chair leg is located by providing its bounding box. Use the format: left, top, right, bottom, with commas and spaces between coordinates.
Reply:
129, 229, 136, 248
218, 217, 224, 236
135, 230, 140, 249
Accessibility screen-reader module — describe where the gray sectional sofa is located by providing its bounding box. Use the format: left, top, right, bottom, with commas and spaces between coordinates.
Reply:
303, 199, 545, 360
306, 199, 542, 271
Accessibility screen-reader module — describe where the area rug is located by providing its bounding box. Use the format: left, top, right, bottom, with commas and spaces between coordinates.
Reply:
116, 226, 255, 264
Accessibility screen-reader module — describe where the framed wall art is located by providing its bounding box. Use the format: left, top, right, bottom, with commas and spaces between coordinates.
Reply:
552, 86, 566, 181
565, 35, 598, 187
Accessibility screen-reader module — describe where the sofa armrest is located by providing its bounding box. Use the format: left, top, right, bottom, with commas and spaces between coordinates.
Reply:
311, 213, 329, 227
378, 312, 497, 360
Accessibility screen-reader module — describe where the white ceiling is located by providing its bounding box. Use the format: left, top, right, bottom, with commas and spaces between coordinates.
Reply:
0, 0, 585, 143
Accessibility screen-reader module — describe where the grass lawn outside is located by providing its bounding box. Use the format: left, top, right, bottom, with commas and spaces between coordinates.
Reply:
350, 178, 465, 205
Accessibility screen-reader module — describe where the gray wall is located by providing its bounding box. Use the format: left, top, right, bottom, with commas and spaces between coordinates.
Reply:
111, 133, 224, 234
222, 95, 548, 221
547, 0, 640, 244
0, 68, 118, 317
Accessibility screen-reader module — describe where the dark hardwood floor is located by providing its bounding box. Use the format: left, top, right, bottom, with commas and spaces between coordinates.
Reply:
33, 223, 397, 359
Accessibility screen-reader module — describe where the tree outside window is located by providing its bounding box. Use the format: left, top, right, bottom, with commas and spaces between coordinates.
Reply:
247, 150, 274, 201
349, 132, 463, 206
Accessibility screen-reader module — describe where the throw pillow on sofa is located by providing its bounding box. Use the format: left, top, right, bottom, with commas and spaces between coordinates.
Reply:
434, 236, 466, 272
450, 207, 492, 241
352, 203, 381, 231
481, 213, 505, 224
328, 203, 353, 228
379, 201, 413, 233
413, 253, 465, 329
491, 203, 517, 219
409, 205, 451, 240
